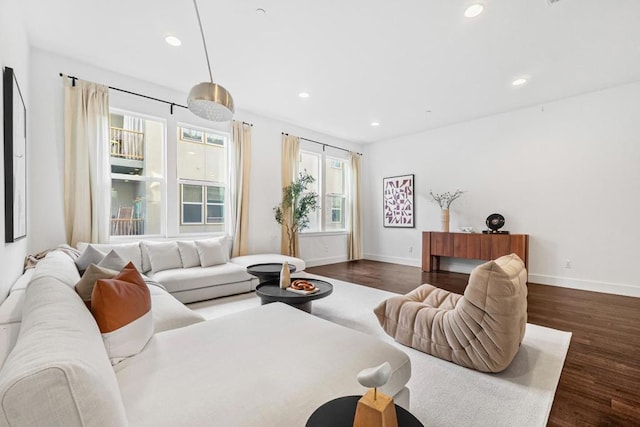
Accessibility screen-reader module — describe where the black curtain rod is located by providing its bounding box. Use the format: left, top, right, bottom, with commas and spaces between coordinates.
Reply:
58, 73, 255, 126
281, 132, 362, 156
60, 73, 188, 114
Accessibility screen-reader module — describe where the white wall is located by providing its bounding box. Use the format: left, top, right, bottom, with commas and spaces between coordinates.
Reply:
27, 49, 362, 266
0, 0, 30, 299
363, 82, 640, 297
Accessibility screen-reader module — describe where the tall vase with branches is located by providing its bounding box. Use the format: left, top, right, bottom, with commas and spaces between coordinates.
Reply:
274, 171, 319, 256
430, 190, 464, 232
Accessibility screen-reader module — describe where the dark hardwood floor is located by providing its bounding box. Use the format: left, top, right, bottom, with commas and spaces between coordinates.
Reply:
307, 260, 640, 426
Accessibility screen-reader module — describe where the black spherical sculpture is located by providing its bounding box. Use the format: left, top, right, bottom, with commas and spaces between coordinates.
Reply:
485, 213, 506, 233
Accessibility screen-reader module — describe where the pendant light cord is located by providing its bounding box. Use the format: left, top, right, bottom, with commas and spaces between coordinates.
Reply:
193, 0, 214, 83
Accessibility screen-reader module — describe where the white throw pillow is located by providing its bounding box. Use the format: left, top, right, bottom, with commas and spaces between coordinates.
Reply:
141, 241, 183, 273
195, 237, 227, 267
79, 242, 143, 272
177, 241, 201, 268
98, 250, 127, 271
75, 245, 105, 273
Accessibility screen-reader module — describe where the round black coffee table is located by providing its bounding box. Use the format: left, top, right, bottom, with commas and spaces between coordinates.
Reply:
246, 263, 296, 284
255, 278, 333, 313
306, 395, 423, 427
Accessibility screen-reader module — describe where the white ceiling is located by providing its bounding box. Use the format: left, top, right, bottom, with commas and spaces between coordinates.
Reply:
17, 0, 640, 143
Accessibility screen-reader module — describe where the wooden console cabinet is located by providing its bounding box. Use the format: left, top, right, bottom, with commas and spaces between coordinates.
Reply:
422, 232, 528, 272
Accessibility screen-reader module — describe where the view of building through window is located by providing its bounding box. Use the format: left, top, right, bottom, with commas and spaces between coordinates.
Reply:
177, 125, 229, 234
109, 112, 164, 237
299, 150, 348, 232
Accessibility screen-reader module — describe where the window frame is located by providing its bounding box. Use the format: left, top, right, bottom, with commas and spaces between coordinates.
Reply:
176, 123, 231, 235
298, 149, 349, 234
108, 108, 167, 240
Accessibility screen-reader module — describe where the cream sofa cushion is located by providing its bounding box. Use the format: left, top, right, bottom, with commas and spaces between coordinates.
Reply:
0, 277, 127, 426
177, 241, 201, 268
374, 253, 527, 373
195, 237, 228, 267
31, 250, 82, 288
115, 303, 411, 427
149, 262, 254, 294
141, 241, 183, 273
148, 285, 204, 333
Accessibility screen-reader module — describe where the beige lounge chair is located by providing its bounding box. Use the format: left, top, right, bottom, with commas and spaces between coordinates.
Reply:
374, 253, 527, 373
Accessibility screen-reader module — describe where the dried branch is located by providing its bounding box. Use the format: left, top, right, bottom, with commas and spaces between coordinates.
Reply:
429, 189, 465, 209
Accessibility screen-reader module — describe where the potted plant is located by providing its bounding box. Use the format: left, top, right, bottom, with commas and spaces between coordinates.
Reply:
274, 171, 319, 256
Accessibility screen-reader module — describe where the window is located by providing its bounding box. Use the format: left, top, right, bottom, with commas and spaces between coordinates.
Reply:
109, 111, 164, 237
177, 125, 229, 234
299, 150, 348, 233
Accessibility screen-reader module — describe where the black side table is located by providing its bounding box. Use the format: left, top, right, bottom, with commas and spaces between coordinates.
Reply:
255, 278, 333, 313
246, 262, 295, 284
306, 395, 423, 427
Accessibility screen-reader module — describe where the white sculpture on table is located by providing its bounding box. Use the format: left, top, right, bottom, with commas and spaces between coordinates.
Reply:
354, 362, 398, 427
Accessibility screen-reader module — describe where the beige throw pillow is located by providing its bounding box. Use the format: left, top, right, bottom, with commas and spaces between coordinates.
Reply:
75, 264, 119, 303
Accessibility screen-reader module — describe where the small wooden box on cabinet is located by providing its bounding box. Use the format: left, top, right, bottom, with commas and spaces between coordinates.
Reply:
422, 231, 528, 272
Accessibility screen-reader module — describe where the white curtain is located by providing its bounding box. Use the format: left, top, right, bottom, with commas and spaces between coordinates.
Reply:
280, 134, 300, 256
231, 121, 252, 257
64, 78, 111, 246
348, 152, 363, 260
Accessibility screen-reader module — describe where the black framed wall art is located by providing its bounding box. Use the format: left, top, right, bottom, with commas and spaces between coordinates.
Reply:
3, 66, 27, 242
383, 174, 414, 228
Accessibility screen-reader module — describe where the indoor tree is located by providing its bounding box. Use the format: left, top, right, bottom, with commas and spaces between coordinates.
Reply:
274, 171, 319, 256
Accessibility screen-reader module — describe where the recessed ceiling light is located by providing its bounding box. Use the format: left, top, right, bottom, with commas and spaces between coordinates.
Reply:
298, 92, 310, 98
371, 122, 380, 127
165, 35, 182, 46
256, 8, 266, 14
512, 77, 528, 86
464, 3, 484, 18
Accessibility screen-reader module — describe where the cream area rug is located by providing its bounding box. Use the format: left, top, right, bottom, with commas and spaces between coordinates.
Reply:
189, 274, 572, 427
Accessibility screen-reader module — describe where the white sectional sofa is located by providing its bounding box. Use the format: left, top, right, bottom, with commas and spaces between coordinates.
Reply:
76, 238, 306, 303
0, 249, 411, 426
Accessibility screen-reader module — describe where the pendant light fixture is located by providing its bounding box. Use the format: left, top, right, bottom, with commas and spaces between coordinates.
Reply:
187, 0, 234, 121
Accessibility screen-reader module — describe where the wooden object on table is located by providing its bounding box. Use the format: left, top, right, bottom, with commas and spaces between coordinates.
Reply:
353, 389, 398, 427
422, 231, 528, 272
279, 261, 291, 288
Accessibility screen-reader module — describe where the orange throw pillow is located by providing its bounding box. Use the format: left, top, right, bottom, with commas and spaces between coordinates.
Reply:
91, 262, 153, 363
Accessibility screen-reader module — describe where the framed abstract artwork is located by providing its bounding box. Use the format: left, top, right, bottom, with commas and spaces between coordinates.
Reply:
3, 67, 27, 242
383, 174, 414, 228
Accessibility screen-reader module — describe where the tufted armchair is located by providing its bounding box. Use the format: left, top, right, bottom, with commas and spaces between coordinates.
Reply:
374, 253, 527, 373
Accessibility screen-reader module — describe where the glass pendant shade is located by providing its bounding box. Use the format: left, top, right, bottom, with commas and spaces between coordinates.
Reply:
187, 82, 234, 122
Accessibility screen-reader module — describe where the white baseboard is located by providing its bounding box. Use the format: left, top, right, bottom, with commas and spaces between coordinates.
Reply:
528, 274, 640, 298
363, 253, 422, 268
305, 255, 350, 268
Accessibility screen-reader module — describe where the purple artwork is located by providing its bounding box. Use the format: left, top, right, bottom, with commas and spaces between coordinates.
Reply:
383, 174, 414, 228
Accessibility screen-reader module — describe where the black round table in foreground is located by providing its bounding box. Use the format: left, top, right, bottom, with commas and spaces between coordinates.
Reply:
255, 278, 333, 313
246, 262, 296, 284
306, 395, 423, 427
